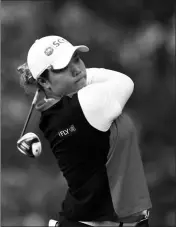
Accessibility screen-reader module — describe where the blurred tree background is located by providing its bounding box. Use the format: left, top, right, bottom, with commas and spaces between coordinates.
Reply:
1, 0, 175, 226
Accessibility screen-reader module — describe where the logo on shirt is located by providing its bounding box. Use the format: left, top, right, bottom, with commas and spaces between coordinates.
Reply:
58, 125, 76, 138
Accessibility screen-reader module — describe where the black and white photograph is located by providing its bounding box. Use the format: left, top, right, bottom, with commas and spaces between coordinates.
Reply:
1, 0, 175, 226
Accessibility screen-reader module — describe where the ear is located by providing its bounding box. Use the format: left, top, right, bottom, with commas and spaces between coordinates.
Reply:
37, 78, 51, 90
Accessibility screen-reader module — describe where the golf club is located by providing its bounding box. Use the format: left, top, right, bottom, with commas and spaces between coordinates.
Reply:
20, 89, 40, 137
16, 64, 42, 158
17, 89, 42, 158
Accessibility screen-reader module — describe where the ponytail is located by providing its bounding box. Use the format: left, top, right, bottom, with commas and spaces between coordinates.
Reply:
17, 63, 49, 96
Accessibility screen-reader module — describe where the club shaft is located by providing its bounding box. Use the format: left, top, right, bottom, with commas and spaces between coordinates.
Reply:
20, 89, 40, 137
20, 104, 35, 137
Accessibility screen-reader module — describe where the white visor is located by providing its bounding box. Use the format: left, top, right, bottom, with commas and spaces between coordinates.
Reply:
27, 36, 89, 80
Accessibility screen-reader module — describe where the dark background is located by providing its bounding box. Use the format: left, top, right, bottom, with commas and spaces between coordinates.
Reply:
1, 0, 176, 226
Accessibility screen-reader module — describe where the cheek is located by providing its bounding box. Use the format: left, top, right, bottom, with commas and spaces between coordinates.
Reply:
80, 60, 86, 71
51, 76, 74, 93
49, 77, 63, 93
50, 78, 61, 89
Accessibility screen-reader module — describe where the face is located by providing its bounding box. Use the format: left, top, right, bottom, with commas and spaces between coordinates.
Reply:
46, 52, 87, 97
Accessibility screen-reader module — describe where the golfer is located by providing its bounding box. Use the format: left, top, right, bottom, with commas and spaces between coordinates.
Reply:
18, 35, 152, 227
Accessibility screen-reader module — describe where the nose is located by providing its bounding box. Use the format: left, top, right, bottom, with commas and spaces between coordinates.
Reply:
71, 63, 81, 77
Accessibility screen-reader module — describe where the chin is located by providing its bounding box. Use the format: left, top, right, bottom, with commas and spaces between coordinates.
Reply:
77, 78, 87, 89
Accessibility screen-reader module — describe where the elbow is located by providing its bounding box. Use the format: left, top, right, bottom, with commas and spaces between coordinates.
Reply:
123, 77, 134, 108
114, 75, 134, 110
116, 72, 134, 95
118, 73, 134, 96
126, 76, 134, 96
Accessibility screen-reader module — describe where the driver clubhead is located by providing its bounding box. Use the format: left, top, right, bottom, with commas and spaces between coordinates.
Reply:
17, 132, 42, 158
48, 219, 59, 227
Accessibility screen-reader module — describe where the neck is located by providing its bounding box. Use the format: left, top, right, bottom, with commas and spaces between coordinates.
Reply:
45, 90, 62, 100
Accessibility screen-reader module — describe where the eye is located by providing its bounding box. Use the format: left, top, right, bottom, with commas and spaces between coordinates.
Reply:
52, 65, 68, 74
59, 66, 68, 72
73, 53, 80, 63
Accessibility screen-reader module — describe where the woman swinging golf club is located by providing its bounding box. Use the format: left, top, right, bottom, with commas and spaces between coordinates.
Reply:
17, 35, 152, 227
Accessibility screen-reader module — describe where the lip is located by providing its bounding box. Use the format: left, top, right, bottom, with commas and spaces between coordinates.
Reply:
75, 74, 86, 83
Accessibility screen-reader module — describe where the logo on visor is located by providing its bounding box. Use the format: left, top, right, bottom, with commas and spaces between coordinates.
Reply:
44, 47, 54, 56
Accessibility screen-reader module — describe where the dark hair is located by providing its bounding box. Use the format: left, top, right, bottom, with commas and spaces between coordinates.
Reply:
17, 63, 49, 95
